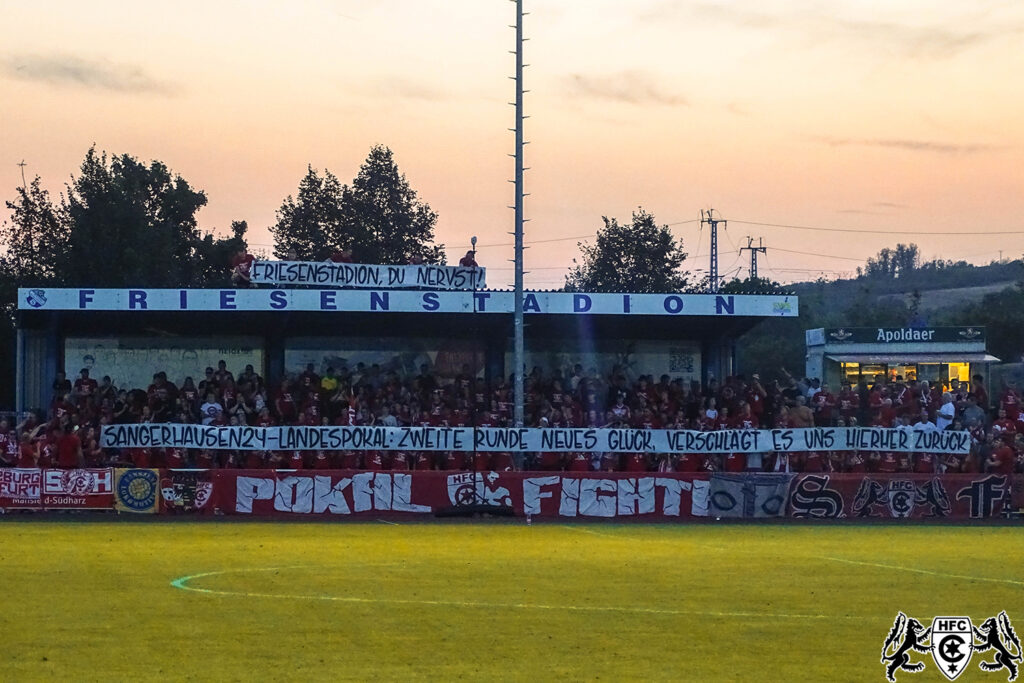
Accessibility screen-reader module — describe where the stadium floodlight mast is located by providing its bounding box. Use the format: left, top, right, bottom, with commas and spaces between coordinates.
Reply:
510, 0, 527, 437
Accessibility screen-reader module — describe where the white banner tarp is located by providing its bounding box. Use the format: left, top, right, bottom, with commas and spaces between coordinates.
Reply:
99, 425, 970, 455
249, 261, 486, 290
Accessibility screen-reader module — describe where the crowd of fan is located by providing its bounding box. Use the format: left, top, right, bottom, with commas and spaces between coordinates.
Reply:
2, 360, 1022, 475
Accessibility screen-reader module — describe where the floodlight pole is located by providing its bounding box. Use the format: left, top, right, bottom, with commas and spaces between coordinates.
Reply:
511, 0, 526, 432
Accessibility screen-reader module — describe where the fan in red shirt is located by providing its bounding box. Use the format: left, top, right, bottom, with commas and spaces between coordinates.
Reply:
811, 385, 836, 427
723, 452, 746, 472
274, 386, 298, 423
54, 423, 84, 469
1000, 385, 1021, 421
390, 451, 410, 471
411, 451, 433, 470
913, 451, 936, 473
230, 248, 256, 287
567, 451, 590, 472
623, 452, 648, 472
801, 450, 825, 473
195, 449, 215, 469
314, 450, 332, 470
73, 368, 98, 407
329, 247, 354, 263
992, 408, 1016, 435
130, 447, 152, 468
165, 447, 187, 468
734, 402, 759, 430
986, 437, 1015, 475
846, 451, 866, 473
365, 450, 386, 470
876, 451, 898, 473
442, 450, 466, 471
491, 450, 514, 472
1, 429, 18, 466
458, 250, 478, 268
837, 383, 857, 422
245, 450, 266, 469
17, 434, 38, 468
37, 436, 57, 468
676, 452, 703, 472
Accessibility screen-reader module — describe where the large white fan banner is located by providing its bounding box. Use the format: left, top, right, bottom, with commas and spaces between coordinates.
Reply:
100, 425, 970, 454
249, 261, 486, 290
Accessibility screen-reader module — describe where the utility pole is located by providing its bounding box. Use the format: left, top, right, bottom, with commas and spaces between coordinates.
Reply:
17, 160, 27, 187
509, 0, 527, 430
700, 209, 726, 292
741, 237, 767, 279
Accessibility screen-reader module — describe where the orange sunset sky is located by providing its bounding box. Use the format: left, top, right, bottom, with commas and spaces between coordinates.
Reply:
2, 0, 1022, 289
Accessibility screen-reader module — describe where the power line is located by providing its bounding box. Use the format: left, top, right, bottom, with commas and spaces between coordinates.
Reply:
453, 218, 700, 250
770, 246, 866, 262
730, 219, 1024, 236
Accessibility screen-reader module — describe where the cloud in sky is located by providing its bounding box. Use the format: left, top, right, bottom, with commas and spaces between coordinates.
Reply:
563, 70, 687, 106
369, 76, 450, 102
2, 54, 178, 95
816, 136, 1003, 155
638, 1, 1024, 59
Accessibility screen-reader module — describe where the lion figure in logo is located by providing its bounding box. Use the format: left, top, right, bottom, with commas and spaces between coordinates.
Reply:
881, 612, 931, 682
974, 611, 1023, 681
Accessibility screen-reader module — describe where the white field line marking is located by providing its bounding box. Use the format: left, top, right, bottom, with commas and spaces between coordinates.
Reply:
818, 556, 1024, 588
376, 518, 400, 526
562, 526, 615, 538
170, 566, 863, 619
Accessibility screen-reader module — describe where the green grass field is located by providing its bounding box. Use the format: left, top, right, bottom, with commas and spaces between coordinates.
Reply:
1, 520, 1021, 681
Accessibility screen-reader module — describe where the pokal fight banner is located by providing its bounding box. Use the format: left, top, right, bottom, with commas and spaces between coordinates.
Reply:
249, 261, 486, 291
100, 424, 972, 455
1, 469, 1016, 520
159, 470, 1017, 520
216, 470, 712, 520
787, 473, 1014, 520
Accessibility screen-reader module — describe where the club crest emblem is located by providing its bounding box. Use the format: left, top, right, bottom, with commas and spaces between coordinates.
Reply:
880, 612, 1021, 681
25, 288, 47, 308
887, 480, 916, 518
931, 617, 973, 680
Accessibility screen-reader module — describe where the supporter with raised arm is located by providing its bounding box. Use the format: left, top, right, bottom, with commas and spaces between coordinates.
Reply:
54, 422, 84, 469
230, 247, 255, 287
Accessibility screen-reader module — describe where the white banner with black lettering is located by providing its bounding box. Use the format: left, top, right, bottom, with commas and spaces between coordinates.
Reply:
99, 425, 971, 454
249, 261, 485, 290
19, 288, 798, 317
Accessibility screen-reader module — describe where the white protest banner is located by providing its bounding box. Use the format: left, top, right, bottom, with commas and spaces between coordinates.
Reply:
249, 261, 486, 290
100, 425, 971, 455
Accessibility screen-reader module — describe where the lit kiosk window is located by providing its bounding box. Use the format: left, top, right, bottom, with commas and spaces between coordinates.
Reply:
805, 327, 998, 399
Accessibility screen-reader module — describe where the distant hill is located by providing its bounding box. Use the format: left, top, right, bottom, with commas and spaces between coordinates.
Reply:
877, 281, 1018, 312
735, 257, 1024, 382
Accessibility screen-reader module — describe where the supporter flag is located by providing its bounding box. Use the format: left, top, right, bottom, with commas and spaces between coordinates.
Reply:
115, 468, 160, 514
708, 473, 794, 519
